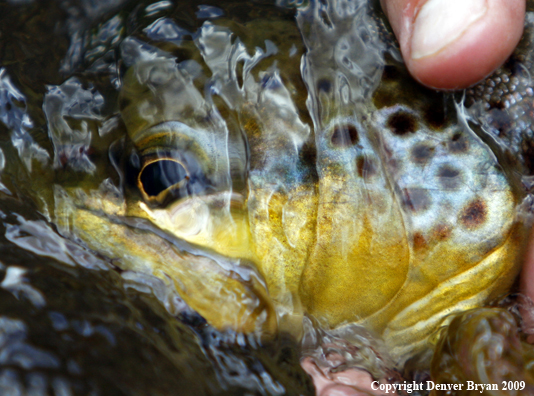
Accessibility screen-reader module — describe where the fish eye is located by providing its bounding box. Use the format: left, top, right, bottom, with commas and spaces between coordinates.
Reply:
138, 158, 189, 203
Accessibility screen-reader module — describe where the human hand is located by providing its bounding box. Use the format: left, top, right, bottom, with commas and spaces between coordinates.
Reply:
380, 0, 525, 90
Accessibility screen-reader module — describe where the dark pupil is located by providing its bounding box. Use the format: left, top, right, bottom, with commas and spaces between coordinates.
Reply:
140, 160, 187, 197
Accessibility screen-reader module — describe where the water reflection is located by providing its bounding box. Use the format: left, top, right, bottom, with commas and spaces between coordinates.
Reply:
44, 78, 103, 172
0, 69, 49, 172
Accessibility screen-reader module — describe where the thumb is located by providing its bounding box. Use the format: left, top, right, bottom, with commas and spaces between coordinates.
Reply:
380, 0, 526, 90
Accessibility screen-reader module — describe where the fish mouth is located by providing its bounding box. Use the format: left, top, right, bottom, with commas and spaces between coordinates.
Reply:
64, 183, 268, 296
79, 197, 277, 336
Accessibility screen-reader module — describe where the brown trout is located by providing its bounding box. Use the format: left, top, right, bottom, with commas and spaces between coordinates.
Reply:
6, 0, 534, 391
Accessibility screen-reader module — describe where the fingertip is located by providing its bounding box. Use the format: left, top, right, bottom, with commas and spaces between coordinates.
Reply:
383, 0, 526, 90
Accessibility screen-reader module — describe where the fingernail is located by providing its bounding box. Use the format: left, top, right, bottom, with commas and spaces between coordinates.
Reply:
411, 0, 488, 59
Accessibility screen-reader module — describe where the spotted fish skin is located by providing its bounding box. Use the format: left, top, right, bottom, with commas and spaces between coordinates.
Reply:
294, 0, 530, 360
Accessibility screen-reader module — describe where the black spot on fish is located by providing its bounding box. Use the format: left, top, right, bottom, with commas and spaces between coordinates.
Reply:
331, 124, 359, 147
449, 132, 469, 153
413, 232, 426, 250
460, 198, 487, 229
411, 144, 434, 164
401, 188, 431, 213
437, 165, 462, 189
423, 103, 446, 129
432, 224, 452, 241
317, 78, 332, 93
387, 112, 417, 136
356, 156, 377, 179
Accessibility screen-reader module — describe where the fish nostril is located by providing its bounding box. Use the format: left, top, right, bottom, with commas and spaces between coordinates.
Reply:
387, 111, 417, 136
331, 124, 359, 147
139, 159, 188, 198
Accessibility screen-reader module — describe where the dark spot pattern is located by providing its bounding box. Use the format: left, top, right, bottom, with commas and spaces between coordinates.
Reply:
356, 156, 377, 179
437, 165, 462, 189
331, 124, 359, 147
411, 144, 434, 164
432, 224, 452, 241
317, 78, 332, 93
423, 103, 447, 129
449, 133, 469, 154
382, 65, 400, 81
382, 144, 400, 173
460, 199, 487, 229
413, 232, 426, 250
387, 112, 417, 136
401, 188, 431, 213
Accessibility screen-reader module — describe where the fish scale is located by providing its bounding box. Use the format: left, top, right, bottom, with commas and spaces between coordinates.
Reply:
466, 12, 534, 177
